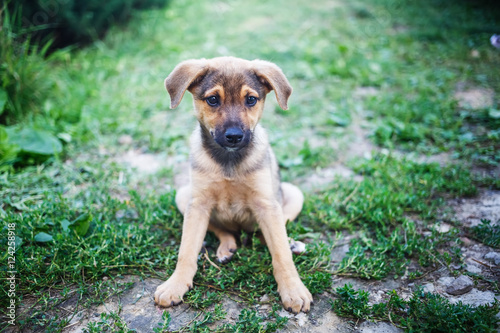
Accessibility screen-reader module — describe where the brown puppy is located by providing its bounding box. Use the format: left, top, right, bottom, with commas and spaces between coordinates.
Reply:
154, 57, 313, 313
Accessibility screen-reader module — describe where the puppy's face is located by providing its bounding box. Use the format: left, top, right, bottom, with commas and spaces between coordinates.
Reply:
190, 63, 267, 150
165, 57, 292, 151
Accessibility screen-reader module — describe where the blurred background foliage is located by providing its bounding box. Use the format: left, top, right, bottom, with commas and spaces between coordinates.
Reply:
0, 0, 499, 172
0, 0, 169, 170
7, 0, 168, 48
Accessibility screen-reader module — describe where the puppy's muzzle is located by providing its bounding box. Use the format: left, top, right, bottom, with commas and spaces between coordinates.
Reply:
225, 127, 244, 145
215, 127, 250, 150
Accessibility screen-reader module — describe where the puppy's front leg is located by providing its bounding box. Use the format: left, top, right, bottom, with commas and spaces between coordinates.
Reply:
255, 200, 313, 313
154, 201, 210, 307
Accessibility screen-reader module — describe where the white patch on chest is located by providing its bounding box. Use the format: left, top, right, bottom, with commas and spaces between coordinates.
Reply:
209, 183, 258, 232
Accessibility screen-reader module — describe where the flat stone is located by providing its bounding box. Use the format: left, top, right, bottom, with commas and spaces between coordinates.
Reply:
460, 237, 472, 246
369, 290, 386, 305
282, 310, 348, 332
331, 243, 350, 262
358, 321, 403, 333
295, 312, 308, 327
278, 309, 294, 319
436, 223, 451, 233
422, 283, 435, 293
437, 276, 455, 286
446, 275, 474, 296
484, 252, 500, 266
331, 278, 365, 291
451, 190, 500, 228
379, 279, 401, 291
260, 294, 271, 303
449, 288, 497, 307
465, 263, 482, 274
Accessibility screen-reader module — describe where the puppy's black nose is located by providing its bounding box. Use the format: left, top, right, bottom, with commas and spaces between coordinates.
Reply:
225, 127, 244, 144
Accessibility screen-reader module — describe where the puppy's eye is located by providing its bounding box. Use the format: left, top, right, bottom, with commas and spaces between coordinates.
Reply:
246, 96, 257, 107
206, 96, 219, 107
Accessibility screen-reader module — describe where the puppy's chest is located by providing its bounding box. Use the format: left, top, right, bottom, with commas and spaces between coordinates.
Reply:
209, 181, 257, 230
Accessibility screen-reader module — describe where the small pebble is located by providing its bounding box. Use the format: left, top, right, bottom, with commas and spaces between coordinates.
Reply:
260, 294, 270, 303
278, 309, 294, 318
446, 275, 473, 296
295, 312, 308, 327
437, 276, 455, 286
423, 283, 435, 293
259, 304, 271, 311
484, 252, 500, 266
491, 34, 500, 49
465, 263, 482, 274
436, 223, 451, 233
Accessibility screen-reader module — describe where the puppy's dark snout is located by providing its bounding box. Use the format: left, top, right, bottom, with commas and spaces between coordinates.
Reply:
225, 127, 244, 144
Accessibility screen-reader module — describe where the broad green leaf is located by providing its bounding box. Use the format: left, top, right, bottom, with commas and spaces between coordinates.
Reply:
57, 133, 72, 143
0, 126, 20, 169
0, 88, 7, 116
70, 213, 92, 236
328, 113, 351, 127
34, 232, 53, 242
61, 219, 71, 232
488, 109, 500, 119
6, 127, 62, 155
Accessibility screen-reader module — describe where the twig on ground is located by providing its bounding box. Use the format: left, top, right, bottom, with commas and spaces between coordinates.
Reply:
342, 182, 361, 206
471, 258, 497, 269
62, 321, 80, 330
203, 251, 221, 270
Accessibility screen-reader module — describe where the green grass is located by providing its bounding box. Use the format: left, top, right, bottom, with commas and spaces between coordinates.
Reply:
0, 5, 54, 125
332, 284, 500, 332
303, 154, 476, 279
470, 220, 500, 249
1, 0, 500, 331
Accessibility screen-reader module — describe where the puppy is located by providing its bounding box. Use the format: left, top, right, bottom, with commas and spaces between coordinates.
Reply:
154, 57, 312, 313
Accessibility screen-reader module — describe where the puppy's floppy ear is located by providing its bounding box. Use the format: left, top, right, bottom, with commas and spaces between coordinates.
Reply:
252, 60, 293, 110
165, 59, 208, 109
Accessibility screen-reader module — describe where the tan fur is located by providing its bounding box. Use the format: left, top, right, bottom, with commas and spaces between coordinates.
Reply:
154, 57, 312, 313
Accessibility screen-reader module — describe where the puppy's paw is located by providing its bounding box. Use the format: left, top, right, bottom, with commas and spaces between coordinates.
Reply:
154, 276, 192, 307
278, 279, 313, 314
289, 239, 306, 254
216, 240, 237, 264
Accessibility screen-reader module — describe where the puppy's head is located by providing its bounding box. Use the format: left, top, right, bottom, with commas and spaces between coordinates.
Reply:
165, 57, 292, 151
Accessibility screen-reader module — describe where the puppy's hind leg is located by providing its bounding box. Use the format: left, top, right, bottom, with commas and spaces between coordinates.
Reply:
175, 185, 191, 215
281, 182, 304, 223
281, 183, 306, 254
257, 183, 304, 248
208, 223, 237, 264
